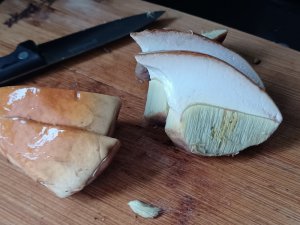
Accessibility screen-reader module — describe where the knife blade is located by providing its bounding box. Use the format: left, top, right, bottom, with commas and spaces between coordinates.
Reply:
0, 11, 164, 85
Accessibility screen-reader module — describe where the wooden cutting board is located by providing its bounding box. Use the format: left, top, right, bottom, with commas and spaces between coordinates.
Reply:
0, 1, 300, 224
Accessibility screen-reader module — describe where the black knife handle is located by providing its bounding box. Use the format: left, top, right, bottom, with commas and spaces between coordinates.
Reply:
0, 40, 46, 85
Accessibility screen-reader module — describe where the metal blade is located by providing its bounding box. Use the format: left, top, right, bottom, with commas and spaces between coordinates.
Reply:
38, 11, 164, 64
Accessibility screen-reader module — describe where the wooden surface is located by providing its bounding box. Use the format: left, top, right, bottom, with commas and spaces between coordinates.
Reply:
1, 0, 300, 224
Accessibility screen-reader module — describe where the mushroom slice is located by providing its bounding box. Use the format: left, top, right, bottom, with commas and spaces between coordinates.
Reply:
0, 118, 120, 197
136, 51, 282, 156
0, 86, 121, 136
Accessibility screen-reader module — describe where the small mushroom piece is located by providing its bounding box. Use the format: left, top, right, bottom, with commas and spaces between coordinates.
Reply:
128, 200, 162, 219
201, 29, 228, 43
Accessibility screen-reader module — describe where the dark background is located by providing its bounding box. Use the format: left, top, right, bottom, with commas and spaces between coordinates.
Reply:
145, 0, 300, 51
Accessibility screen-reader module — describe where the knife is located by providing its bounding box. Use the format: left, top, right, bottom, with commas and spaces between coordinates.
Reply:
0, 11, 164, 85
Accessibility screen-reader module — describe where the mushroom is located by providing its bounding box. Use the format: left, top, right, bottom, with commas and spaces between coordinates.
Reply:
0, 117, 120, 198
135, 51, 282, 156
201, 28, 228, 43
131, 29, 264, 125
0, 86, 121, 197
131, 29, 263, 88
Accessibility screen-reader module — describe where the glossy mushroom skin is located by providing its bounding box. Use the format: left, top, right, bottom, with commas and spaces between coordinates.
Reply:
0, 86, 121, 136
0, 118, 120, 198
0, 86, 122, 197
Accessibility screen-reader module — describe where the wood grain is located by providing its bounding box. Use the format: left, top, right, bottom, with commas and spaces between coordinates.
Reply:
0, 0, 300, 224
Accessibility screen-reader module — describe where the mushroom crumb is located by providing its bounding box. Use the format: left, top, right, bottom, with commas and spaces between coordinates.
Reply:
128, 200, 162, 219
